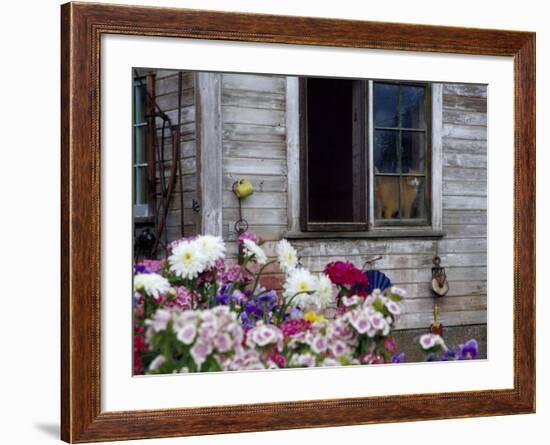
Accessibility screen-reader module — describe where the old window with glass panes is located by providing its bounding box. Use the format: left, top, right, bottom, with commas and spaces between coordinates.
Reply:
300, 78, 433, 233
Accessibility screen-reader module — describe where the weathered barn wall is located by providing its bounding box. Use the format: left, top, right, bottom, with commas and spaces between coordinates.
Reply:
149, 69, 200, 241
140, 69, 487, 340
218, 74, 487, 334
220, 73, 288, 242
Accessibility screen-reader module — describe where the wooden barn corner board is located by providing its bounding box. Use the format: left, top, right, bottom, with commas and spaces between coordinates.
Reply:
61, 2, 535, 442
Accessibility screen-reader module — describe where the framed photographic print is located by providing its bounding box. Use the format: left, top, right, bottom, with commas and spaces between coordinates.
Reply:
61, 2, 535, 442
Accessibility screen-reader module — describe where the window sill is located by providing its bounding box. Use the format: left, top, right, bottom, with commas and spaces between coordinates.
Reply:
284, 228, 446, 240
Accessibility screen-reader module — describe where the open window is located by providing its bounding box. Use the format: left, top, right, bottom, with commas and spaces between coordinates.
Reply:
297, 77, 440, 236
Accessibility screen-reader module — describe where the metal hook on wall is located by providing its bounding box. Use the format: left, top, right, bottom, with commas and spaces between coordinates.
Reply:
431, 256, 449, 297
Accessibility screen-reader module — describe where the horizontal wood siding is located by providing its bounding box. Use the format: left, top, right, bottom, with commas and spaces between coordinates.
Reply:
220, 73, 288, 242
218, 78, 487, 331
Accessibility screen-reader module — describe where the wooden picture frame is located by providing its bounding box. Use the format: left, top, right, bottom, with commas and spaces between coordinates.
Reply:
61, 2, 535, 442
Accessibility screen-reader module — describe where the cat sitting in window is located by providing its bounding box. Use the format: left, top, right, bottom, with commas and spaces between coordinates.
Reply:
376, 176, 420, 220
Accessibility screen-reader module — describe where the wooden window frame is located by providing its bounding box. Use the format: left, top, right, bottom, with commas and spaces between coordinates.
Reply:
132, 73, 156, 222
298, 77, 437, 234
370, 80, 432, 228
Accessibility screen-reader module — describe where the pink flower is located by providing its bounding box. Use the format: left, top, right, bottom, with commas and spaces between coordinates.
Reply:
237, 231, 259, 245
280, 319, 312, 338
384, 336, 398, 353
165, 286, 194, 310
141, 259, 164, 273
190, 340, 212, 368
267, 349, 286, 367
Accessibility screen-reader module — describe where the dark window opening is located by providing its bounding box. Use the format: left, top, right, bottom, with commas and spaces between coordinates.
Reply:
302, 78, 367, 231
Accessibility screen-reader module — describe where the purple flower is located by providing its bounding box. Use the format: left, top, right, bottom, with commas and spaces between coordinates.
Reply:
458, 339, 479, 360
240, 312, 254, 330
391, 352, 405, 363
134, 264, 149, 274
289, 308, 303, 320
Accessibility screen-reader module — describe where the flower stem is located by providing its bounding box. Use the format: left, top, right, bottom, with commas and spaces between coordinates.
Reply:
250, 260, 277, 297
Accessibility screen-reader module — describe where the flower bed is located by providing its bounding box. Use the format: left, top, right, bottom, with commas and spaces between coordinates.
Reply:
133, 233, 477, 374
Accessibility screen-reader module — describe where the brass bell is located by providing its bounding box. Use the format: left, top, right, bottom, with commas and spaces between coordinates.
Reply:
431, 256, 449, 297
232, 178, 254, 199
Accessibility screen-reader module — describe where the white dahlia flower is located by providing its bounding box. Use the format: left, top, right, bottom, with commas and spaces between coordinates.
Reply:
134, 273, 171, 299
195, 235, 226, 267
312, 273, 334, 310
168, 239, 208, 279
283, 268, 317, 308
242, 239, 268, 265
276, 239, 298, 274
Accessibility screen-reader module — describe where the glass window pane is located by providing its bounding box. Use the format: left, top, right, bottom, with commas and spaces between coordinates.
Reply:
374, 130, 399, 173
134, 166, 149, 205
400, 86, 425, 129
134, 84, 146, 124
134, 126, 148, 164
401, 131, 425, 174
374, 83, 399, 127
401, 176, 426, 219
375, 176, 399, 220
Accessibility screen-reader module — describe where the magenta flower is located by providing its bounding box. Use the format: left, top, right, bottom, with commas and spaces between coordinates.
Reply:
237, 231, 259, 245
324, 261, 369, 288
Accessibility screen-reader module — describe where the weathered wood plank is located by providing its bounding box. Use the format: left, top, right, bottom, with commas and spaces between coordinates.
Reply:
402, 295, 486, 314
397, 281, 487, 300
290, 239, 436, 256
196, 72, 223, 236
223, 224, 287, 242
166, 208, 199, 227
155, 72, 194, 95
223, 156, 286, 176
396, 310, 487, 330
443, 109, 487, 126
431, 83, 443, 231
443, 137, 487, 153
162, 107, 196, 126
223, 174, 287, 192
443, 152, 487, 169
443, 95, 487, 113
155, 122, 195, 142
223, 123, 286, 143
224, 141, 285, 160
156, 175, 196, 194
222, 88, 285, 110
222, 73, 285, 93
222, 191, 286, 209
157, 157, 196, 176
442, 124, 487, 140
438, 238, 487, 253
222, 106, 285, 127
442, 195, 487, 210
443, 181, 486, 197
443, 83, 487, 98
443, 209, 487, 225
443, 166, 487, 181
442, 224, 487, 238
223, 207, 287, 226
154, 89, 195, 111
299, 252, 486, 271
